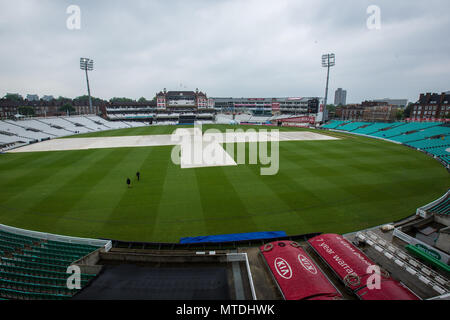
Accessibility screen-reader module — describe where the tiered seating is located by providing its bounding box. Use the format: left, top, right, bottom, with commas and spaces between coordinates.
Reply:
321, 121, 450, 166
371, 122, 440, 139
0, 116, 151, 148
215, 114, 234, 124
407, 136, 450, 150
0, 122, 38, 142
352, 122, 402, 135
336, 121, 372, 132
321, 120, 350, 129
0, 134, 28, 145
39, 117, 80, 134
422, 146, 450, 157
28, 119, 74, 136
440, 155, 450, 166
426, 195, 449, 216
247, 116, 271, 123
0, 230, 100, 300
234, 114, 253, 123
122, 121, 147, 127
3, 120, 52, 140
59, 117, 94, 133
89, 115, 129, 129
0, 231, 37, 252
64, 116, 97, 130
84, 115, 110, 128
390, 126, 450, 143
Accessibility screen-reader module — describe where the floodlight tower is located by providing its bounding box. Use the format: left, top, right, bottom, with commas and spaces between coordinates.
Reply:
80, 57, 94, 114
321, 53, 335, 112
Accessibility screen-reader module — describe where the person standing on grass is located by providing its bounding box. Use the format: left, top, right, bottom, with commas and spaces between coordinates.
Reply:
127, 178, 131, 188
136, 171, 140, 181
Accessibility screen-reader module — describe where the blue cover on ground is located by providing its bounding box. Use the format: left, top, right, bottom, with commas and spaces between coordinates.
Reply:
179, 231, 287, 244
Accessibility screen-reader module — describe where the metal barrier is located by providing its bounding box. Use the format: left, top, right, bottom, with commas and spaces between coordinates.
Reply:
0, 224, 111, 251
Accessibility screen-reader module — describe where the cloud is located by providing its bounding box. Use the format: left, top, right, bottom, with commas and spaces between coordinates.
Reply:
0, 0, 449, 103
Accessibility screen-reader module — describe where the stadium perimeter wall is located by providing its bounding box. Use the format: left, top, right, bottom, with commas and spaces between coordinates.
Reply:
0, 223, 111, 250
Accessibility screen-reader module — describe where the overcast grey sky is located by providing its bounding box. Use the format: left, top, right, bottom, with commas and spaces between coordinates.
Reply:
0, 0, 449, 103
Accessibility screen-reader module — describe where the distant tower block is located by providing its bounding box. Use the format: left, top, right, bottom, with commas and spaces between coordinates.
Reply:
334, 88, 347, 106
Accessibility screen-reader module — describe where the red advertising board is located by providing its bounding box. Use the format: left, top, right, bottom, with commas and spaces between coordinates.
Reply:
278, 116, 316, 124
308, 234, 419, 300
355, 279, 419, 300
260, 241, 342, 300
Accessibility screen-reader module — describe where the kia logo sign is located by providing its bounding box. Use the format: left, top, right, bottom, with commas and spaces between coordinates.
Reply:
298, 254, 318, 275
274, 258, 292, 279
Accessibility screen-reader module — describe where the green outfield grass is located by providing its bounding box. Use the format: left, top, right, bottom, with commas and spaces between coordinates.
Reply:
0, 125, 448, 242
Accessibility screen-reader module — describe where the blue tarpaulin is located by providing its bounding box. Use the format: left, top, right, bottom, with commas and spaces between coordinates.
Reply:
179, 231, 287, 244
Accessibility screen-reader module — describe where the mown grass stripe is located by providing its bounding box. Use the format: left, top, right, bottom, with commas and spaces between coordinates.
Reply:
96, 146, 171, 241
195, 166, 258, 237
150, 157, 206, 242
4, 149, 125, 231
0, 150, 94, 213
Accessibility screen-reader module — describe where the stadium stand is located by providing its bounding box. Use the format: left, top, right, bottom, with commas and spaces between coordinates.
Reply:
234, 114, 253, 123
390, 126, 450, 143
322, 120, 450, 167
408, 136, 450, 150
20, 119, 73, 136
0, 116, 149, 152
215, 114, 234, 124
352, 122, 403, 135
0, 229, 104, 300
215, 113, 319, 125
335, 121, 373, 132
321, 120, 350, 129
425, 194, 449, 216
370, 122, 441, 139
0, 121, 47, 142
245, 116, 272, 124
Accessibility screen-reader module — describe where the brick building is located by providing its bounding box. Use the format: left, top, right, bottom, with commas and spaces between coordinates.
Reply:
362, 105, 399, 122
411, 92, 450, 121
336, 103, 398, 122
335, 104, 364, 120
0, 98, 106, 119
